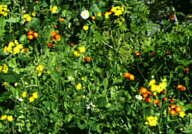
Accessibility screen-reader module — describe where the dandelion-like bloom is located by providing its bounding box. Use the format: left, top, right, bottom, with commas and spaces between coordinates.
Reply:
36, 65, 44, 72
83, 25, 89, 31
32, 92, 38, 99
50, 6, 58, 14
0, 5, 10, 16
104, 11, 112, 19
80, 10, 89, 19
36, 65, 44, 76
7, 115, 13, 121
4, 40, 24, 54
149, 78, 167, 93
78, 46, 86, 53
73, 51, 80, 57
145, 116, 158, 127
22, 91, 27, 98
0, 115, 7, 120
97, 12, 102, 17
76, 83, 82, 90
23, 14, 32, 22
29, 96, 35, 102
179, 111, 186, 118
111, 6, 124, 16
0, 64, 9, 73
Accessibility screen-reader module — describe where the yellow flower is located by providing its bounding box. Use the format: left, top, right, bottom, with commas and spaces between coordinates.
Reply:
104, 11, 112, 19
0, 5, 10, 16
36, 65, 44, 72
81, 77, 85, 80
32, 92, 38, 99
32, 12, 36, 17
145, 116, 158, 127
97, 12, 102, 17
179, 111, 186, 118
73, 51, 80, 57
83, 25, 89, 31
76, 83, 82, 90
21, 91, 27, 98
8, 42, 15, 47
50, 6, 58, 14
149, 79, 156, 86
1, 64, 8, 73
115, 17, 125, 25
7, 115, 13, 121
78, 46, 86, 53
149, 78, 167, 93
111, 6, 124, 16
29, 96, 35, 102
13, 46, 21, 54
23, 14, 32, 22
0, 115, 7, 120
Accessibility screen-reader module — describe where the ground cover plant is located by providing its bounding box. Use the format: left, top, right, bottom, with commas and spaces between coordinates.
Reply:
0, 0, 192, 133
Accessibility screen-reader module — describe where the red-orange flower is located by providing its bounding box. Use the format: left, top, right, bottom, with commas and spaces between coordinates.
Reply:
176, 84, 186, 91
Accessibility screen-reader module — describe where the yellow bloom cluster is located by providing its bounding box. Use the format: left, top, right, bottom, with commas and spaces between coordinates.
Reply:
23, 14, 32, 22
29, 92, 38, 102
73, 46, 86, 57
50, 6, 58, 14
3, 40, 24, 54
83, 25, 89, 31
145, 116, 158, 127
0, 115, 13, 121
0, 64, 8, 73
149, 78, 167, 93
111, 6, 124, 16
104, 11, 112, 19
76, 83, 82, 90
115, 17, 125, 25
36, 65, 44, 76
179, 111, 186, 118
0, 5, 9, 16
21, 91, 27, 98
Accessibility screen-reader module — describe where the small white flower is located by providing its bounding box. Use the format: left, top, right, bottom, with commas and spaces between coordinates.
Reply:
135, 95, 143, 100
86, 102, 96, 110
17, 98, 23, 102
80, 10, 89, 19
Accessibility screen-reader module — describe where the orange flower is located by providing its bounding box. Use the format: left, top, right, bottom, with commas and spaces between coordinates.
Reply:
83, 56, 92, 63
91, 16, 96, 20
33, 32, 38, 38
145, 97, 151, 103
51, 31, 57, 36
135, 52, 141, 56
139, 87, 147, 94
176, 84, 186, 91
168, 98, 174, 103
169, 109, 177, 116
154, 99, 160, 107
175, 106, 182, 113
123, 72, 135, 80
51, 31, 61, 41
28, 34, 33, 40
48, 42, 54, 48
59, 18, 65, 22
27, 31, 38, 40
184, 67, 190, 72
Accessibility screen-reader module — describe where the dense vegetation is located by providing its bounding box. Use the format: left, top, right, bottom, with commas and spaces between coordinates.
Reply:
0, 0, 191, 133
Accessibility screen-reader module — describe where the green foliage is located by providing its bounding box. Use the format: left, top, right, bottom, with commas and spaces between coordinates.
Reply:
0, 0, 191, 133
